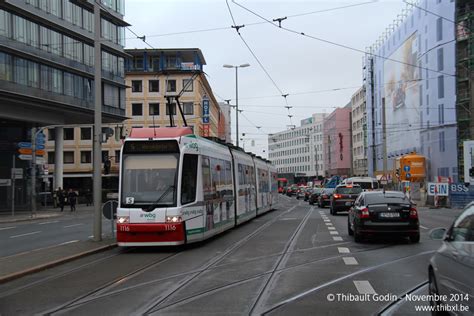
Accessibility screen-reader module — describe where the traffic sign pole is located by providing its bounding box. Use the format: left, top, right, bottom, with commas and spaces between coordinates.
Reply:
31, 127, 36, 218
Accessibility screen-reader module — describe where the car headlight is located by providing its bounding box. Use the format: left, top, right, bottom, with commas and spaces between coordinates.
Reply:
117, 216, 129, 224
166, 216, 182, 223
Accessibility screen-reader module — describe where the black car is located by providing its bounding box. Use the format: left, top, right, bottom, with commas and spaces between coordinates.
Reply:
286, 185, 298, 196
308, 188, 323, 205
318, 188, 335, 208
347, 191, 420, 243
303, 187, 313, 201
330, 184, 362, 215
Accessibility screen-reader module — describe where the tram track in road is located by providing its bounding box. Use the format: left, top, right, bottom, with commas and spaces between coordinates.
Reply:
40, 251, 181, 315
135, 203, 303, 315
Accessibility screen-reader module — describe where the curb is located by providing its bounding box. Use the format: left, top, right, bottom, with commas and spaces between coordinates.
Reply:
0, 243, 118, 285
0, 214, 63, 224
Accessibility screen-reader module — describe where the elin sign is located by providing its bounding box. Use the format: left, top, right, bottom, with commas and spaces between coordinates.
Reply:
427, 183, 449, 197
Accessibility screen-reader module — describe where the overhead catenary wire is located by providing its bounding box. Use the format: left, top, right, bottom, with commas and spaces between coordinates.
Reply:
230, 0, 456, 78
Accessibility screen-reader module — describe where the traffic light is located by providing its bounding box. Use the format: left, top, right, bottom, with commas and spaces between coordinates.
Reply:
104, 159, 111, 175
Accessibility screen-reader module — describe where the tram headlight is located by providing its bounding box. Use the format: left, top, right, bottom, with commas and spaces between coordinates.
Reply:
166, 216, 182, 223
117, 216, 129, 224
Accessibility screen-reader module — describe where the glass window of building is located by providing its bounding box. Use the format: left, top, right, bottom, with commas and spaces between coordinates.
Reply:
64, 128, 74, 140
40, 65, 51, 91
104, 83, 118, 106
47, 152, 55, 164
131, 80, 142, 92
436, 18, 442, 41
81, 127, 92, 140
14, 58, 27, 85
83, 9, 94, 33
149, 80, 159, 92
115, 150, 120, 163
48, 128, 56, 141
149, 103, 160, 116
50, 0, 62, 18
0, 52, 13, 81
182, 79, 193, 92
73, 74, 84, 99
0, 9, 11, 37
132, 103, 143, 116
26, 20, 39, 48
27, 60, 39, 88
166, 79, 176, 92
64, 72, 74, 96
50, 30, 62, 56
84, 44, 94, 67
72, 4, 82, 27
437, 48, 444, 71
438, 75, 444, 98
102, 151, 109, 163
438, 104, 444, 124
166, 103, 177, 115
64, 151, 74, 164
13, 15, 27, 44
132, 56, 143, 70
81, 151, 91, 163
183, 102, 194, 115
150, 56, 160, 71
51, 68, 62, 93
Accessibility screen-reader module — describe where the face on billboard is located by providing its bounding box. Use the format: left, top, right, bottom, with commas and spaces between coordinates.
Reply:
384, 32, 420, 155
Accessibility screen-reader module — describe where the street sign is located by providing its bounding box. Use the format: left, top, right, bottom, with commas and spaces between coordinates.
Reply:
427, 183, 449, 196
406, 173, 411, 179
18, 142, 32, 148
36, 138, 45, 145
380, 175, 388, 185
203, 116, 210, 124
0, 179, 12, 186
11, 168, 23, 179
36, 144, 45, 150
18, 148, 32, 155
403, 165, 410, 172
202, 98, 210, 124
203, 124, 210, 137
36, 149, 45, 156
36, 132, 46, 139
36, 157, 45, 164
18, 154, 32, 160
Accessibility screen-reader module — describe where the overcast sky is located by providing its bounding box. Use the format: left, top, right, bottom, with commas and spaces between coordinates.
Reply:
124, 0, 406, 157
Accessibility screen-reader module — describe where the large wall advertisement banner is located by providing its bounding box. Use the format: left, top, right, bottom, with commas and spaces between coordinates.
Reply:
383, 33, 420, 156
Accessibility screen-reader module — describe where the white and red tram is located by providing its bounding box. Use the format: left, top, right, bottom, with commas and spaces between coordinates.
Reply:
116, 127, 279, 246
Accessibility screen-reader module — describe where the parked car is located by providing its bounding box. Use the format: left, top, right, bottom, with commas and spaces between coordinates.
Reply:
428, 202, 474, 315
303, 187, 313, 201
309, 187, 324, 205
318, 188, 335, 208
296, 186, 307, 199
347, 191, 419, 243
330, 184, 362, 215
286, 185, 298, 196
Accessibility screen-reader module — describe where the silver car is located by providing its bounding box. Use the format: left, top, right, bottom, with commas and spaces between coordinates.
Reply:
428, 202, 474, 315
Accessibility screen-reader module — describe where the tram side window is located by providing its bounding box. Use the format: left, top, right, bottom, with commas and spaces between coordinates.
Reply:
181, 154, 198, 205
225, 161, 233, 197
202, 156, 212, 201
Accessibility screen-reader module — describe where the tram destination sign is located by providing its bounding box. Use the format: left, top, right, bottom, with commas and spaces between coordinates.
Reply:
123, 140, 179, 154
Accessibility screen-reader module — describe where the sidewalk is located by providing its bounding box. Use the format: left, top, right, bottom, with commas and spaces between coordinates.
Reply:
0, 203, 118, 284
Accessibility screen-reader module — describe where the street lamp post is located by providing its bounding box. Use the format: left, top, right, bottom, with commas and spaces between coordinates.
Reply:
223, 63, 250, 148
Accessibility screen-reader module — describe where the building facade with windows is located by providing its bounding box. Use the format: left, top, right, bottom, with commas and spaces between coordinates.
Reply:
268, 113, 326, 178
351, 87, 368, 176
43, 48, 226, 190
364, 0, 457, 181
323, 106, 351, 177
0, 0, 128, 210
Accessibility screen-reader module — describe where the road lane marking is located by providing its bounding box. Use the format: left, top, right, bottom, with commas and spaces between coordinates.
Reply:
10, 231, 42, 238
330, 231, 339, 235
325, 223, 332, 226
63, 224, 84, 228
420, 225, 429, 230
0, 226, 16, 231
343, 257, 358, 265
328, 227, 336, 230
324, 219, 330, 222
59, 240, 80, 245
333, 236, 343, 241
338, 247, 350, 253
354, 281, 377, 294
38, 221, 59, 225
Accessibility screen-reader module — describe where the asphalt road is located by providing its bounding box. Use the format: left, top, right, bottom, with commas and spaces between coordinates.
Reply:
0, 211, 113, 258
0, 196, 464, 315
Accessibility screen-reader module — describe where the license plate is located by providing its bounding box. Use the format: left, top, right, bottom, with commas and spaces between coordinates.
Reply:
380, 212, 400, 218
345, 202, 352, 206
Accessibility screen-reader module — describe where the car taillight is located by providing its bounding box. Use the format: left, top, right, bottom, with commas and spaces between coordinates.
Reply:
409, 207, 418, 219
333, 194, 341, 199
323, 194, 328, 198
359, 208, 370, 219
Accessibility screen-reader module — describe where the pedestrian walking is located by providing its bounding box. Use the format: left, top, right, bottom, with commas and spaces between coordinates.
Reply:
57, 187, 65, 212
68, 188, 78, 212
85, 188, 92, 206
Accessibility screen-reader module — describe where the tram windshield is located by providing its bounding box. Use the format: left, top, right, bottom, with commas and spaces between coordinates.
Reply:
121, 153, 179, 207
